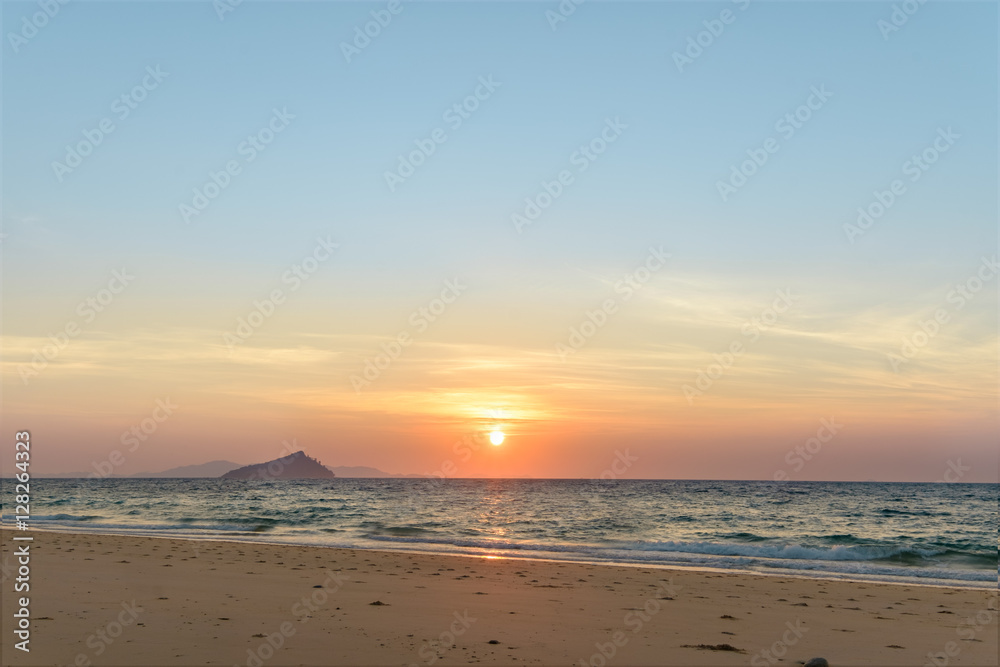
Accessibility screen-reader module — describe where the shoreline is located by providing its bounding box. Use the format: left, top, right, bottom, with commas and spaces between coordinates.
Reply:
7, 525, 993, 592
2, 529, 996, 666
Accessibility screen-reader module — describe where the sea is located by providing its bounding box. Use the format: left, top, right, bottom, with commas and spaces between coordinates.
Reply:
3, 478, 996, 589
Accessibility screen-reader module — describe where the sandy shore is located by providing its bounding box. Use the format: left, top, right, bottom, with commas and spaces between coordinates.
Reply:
1, 530, 996, 666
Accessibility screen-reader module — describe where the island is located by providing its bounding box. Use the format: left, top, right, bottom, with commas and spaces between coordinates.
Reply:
219, 450, 336, 480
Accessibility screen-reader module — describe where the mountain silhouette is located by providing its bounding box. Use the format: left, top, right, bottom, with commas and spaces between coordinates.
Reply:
220, 451, 335, 480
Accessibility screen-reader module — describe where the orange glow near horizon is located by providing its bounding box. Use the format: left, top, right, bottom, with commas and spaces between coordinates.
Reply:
2, 273, 997, 482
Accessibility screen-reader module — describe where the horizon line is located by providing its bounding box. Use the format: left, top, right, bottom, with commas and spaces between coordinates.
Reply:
7, 475, 997, 485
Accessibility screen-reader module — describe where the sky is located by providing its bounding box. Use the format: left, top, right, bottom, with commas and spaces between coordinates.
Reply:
1, 0, 997, 482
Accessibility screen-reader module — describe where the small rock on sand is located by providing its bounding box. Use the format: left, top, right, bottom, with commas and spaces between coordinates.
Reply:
804, 659, 829, 667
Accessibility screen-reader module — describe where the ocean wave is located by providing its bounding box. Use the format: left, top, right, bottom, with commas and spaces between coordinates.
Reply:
630, 540, 945, 562
361, 533, 946, 564
358, 534, 995, 584
880, 508, 952, 517
28, 514, 104, 522
366, 525, 438, 537
4, 516, 275, 534
5, 478, 996, 589
718, 532, 769, 542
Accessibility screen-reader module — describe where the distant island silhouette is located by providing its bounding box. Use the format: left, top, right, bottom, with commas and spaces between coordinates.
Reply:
221, 451, 336, 480
26, 457, 432, 479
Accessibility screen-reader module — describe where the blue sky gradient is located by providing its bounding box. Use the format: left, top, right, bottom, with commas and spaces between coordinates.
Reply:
2, 1, 997, 480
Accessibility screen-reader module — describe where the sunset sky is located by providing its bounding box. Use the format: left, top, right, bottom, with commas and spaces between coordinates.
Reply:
2, 1, 996, 481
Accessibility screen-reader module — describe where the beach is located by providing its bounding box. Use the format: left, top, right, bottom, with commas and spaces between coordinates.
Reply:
2, 529, 996, 666
5, 3, 998, 667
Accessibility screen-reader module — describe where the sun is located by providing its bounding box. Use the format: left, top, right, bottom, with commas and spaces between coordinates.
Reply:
489, 430, 505, 446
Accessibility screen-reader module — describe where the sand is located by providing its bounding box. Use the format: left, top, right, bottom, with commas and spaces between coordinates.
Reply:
1, 530, 996, 666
